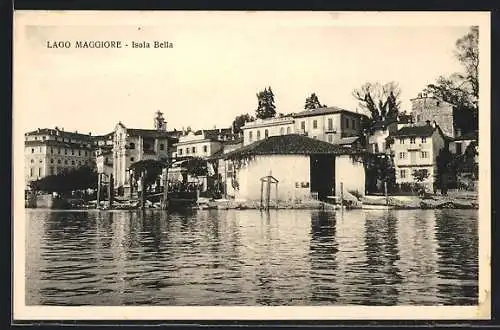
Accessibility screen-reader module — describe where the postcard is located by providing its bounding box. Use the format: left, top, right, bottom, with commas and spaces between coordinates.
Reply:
13, 11, 491, 321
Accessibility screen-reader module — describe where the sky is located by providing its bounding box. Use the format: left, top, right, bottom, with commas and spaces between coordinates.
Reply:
15, 12, 473, 136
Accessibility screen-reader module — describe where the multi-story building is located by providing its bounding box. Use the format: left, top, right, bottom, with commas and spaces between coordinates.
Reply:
111, 111, 178, 194
391, 121, 447, 190
172, 128, 235, 159
24, 127, 96, 187
367, 120, 400, 154
241, 106, 366, 146
411, 93, 455, 138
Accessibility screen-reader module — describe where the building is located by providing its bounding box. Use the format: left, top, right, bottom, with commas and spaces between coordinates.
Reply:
241, 107, 367, 146
367, 120, 400, 154
111, 111, 178, 195
391, 121, 447, 190
449, 131, 478, 156
24, 127, 96, 187
172, 128, 235, 159
222, 134, 366, 202
411, 93, 455, 138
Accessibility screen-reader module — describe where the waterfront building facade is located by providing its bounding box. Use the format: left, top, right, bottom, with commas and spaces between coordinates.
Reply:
172, 128, 235, 159
24, 127, 96, 187
111, 111, 178, 194
241, 107, 366, 146
223, 134, 366, 202
391, 122, 447, 190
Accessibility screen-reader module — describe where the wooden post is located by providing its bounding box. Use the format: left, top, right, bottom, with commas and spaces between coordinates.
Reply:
109, 173, 114, 208
260, 179, 264, 209
384, 181, 388, 206
340, 182, 344, 208
266, 171, 272, 210
96, 173, 101, 209
140, 170, 145, 209
275, 182, 279, 209
224, 161, 228, 199
162, 166, 169, 210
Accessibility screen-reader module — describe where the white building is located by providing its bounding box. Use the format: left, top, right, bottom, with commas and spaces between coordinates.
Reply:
240, 107, 367, 147
391, 122, 447, 190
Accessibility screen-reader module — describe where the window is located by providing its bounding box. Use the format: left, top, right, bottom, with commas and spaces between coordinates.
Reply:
280, 127, 284, 135
203, 145, 208, 153
50, 159, 54, 164
410, 137, 416, 144
313, 120, 318, 129
192, 147, 196, 153
49, 166, 54, 175
64, 160, 68, 165
39, 159, 43, 163
186, 148, 190, 154
144, 143, 151, 150
399, 138, 405, 144
178, 148, 183, 155
31, 148, 34, 154
30, 168, 33, 176
264, 129, 269, 138
421, 151, 429, 158
328, 134, 333, 143
328, 118, 333, 131
456, 142, 463, 154
374, 144, 379, 153
160, 144, 165, 150
417, 115, 421, 122
30, 159, 34, 163
437, 101, 440, 106
313, 136, 317, 139
130, 157, 135, 162
58, 160, 61, 164
78, 150, 81, 156
71, 150, 74, 155
130, 142, 135, 149
345, 118, 349, 129
400, 169, 406, 179
58, 148, 61, 154
257, 130, 261, 140
249, 131, 253, 142
64, 149, 68, 155
301, 121, 305, 130
71, 160, 75, 165
421, 137, 427, 143
399, 152, 407, 159
50, 148, 53, 154
286, 127, 291, 134
38, 168, 41, 177
85, 151, 88, 156
352, 119, 356, 129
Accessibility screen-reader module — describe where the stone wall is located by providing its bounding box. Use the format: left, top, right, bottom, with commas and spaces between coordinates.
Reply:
411, 97, 455, 138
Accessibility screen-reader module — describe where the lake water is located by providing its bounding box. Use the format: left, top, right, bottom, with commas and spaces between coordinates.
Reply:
25, 208, 478, 306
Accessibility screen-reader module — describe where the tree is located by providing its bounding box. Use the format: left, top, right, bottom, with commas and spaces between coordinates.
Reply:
423, 26, 479, 134
304, 93, 327, 110
130, 159, 167, 188
231, 113, 254, 134
255, 86, 276, 119
412, 169, 430, 183
352, 81, 402, 124
30, 165, 98, 194
436, 148, 455, 195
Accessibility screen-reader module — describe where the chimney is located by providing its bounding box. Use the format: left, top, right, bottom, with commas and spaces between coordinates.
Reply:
89, 132, 92, 136
426, 120, 431, 126
61, 127, 64, 131
432, 121, 437, 128
55, 126, 59, 130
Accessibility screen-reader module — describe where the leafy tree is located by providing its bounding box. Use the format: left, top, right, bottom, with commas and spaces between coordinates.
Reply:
130, 159, 166, 188
183, 157, 208, 177
352, 81, 402, 124
364, 154, 396, 194
304, 93, 327, 110
412, 169, 430, 183
436, 147, 455, 195
30, 165, 98, 194
255, 86, 276, 119
423, 26, 479, 134
231, 113, 254, 134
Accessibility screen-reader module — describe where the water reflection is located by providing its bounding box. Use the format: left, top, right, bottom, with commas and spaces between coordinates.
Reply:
25, 208, 479, 306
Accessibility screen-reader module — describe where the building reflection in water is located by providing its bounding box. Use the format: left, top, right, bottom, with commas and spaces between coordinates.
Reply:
396, 210, 439, 305
308, 210, 339, 304
434, 209, 478, 305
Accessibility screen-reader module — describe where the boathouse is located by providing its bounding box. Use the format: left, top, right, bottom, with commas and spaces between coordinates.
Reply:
222, 134, 366, 202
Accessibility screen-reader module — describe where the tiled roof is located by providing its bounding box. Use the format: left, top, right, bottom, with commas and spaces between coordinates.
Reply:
391, 125, 436, 138
338, 136, 360, 145
223, 134, 360, 159
293, 106, 366, 119
24, 139, 95, 149
25, 128, 94, 140
126, 128, 179, 142
370, 119, 398, 130
454, 131, 478, 141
